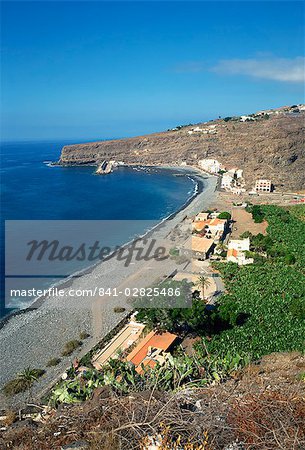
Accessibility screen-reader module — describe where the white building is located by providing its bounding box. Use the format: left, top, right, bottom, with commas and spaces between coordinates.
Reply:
221, 167, 245, 191
198, 159, 221, 174
231, 187, 246, 195
188, 126, 203, 135
240, 115, 255, 122
228, 238, 250, 252
255, 179, 272, 193
188, 126, 217, 135
227, 249, 254, 265
236, 169, 243, 179
227, 238, 253, 265
203, 218, 228, 242
221, 172, 234, 189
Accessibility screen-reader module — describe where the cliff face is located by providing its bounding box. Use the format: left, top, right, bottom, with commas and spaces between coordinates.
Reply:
59, 111, 305, 190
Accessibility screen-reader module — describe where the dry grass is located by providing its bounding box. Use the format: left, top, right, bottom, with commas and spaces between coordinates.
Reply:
228, 390, 305, 449
1, 352, 304, 450
61, 340, 82, 357
2, 410, 17, 427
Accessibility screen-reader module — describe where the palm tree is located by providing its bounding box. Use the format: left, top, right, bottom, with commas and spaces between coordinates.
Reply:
196, 275, 211, 301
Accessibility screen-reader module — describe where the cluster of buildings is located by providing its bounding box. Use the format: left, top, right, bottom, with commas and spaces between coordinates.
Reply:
255, 104, 305, 117
187, 124, 217, 135
197, 159, 246, 195
180, 211, 229, 261
226, 238, 254, 266
198, 160, 274, 196
240, 115, 256, 122
178, 208, 256, 267
237, 105, 305, 122
221, 168, 246, 195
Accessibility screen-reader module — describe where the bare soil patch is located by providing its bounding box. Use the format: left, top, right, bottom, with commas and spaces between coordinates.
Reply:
231, 207, 267, 238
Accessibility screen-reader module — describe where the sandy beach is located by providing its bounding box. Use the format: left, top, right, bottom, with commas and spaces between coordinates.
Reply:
0, 168, 217, 408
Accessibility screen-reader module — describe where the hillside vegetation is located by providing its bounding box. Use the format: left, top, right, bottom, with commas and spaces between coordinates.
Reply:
1, 205, 305, 449
204, 205, 305, 359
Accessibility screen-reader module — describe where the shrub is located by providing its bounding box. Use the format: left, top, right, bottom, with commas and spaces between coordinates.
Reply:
240, 231, 252, 239
46, 357, 61, 367
228, 391, 305, 448
113, 307, 126, 313
251, 205, 265, 223
50, 351, 250, 406
169, 247, 179, 258
218, 211, 231, 220
61, 340, 82, 357
284, 253, 296, 265
79, 331, 90, 340
2, 368, 45, 396
136, 297, 208, 334
33, 368, 45, 377
3, 379, 26, 396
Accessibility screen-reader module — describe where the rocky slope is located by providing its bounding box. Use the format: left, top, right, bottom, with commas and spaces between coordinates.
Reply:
59, 108, 305, 190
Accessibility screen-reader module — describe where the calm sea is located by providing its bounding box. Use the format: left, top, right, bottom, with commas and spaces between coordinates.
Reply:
1, 140, 198, 318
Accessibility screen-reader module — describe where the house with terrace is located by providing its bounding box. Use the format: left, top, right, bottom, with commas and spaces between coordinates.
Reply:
126, 331, 178, 374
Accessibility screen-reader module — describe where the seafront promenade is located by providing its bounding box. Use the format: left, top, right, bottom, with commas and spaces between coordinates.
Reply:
0, 170, 218, 408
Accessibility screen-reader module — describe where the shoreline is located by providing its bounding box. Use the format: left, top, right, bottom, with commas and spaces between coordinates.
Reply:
0, 165, 210, 328
0, 167, 218, 408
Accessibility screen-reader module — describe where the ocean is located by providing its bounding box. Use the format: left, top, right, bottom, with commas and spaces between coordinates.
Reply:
0, 140, 199, 318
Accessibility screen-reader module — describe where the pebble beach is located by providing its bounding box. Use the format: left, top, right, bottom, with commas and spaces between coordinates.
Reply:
0, 168, 218, 408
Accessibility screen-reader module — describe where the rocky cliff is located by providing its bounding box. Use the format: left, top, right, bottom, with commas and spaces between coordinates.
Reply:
59, 108, 305, 190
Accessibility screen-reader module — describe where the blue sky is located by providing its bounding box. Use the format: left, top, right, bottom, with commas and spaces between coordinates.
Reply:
1, 1, 304, 141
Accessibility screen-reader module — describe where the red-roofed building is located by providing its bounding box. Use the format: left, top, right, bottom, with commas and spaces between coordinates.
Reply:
227, 248, 238, 259
126, 331, 177, 374
202, 218, 228, 241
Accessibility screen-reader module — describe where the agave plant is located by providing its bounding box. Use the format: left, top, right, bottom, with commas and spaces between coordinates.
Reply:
16, 367, 45, 400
